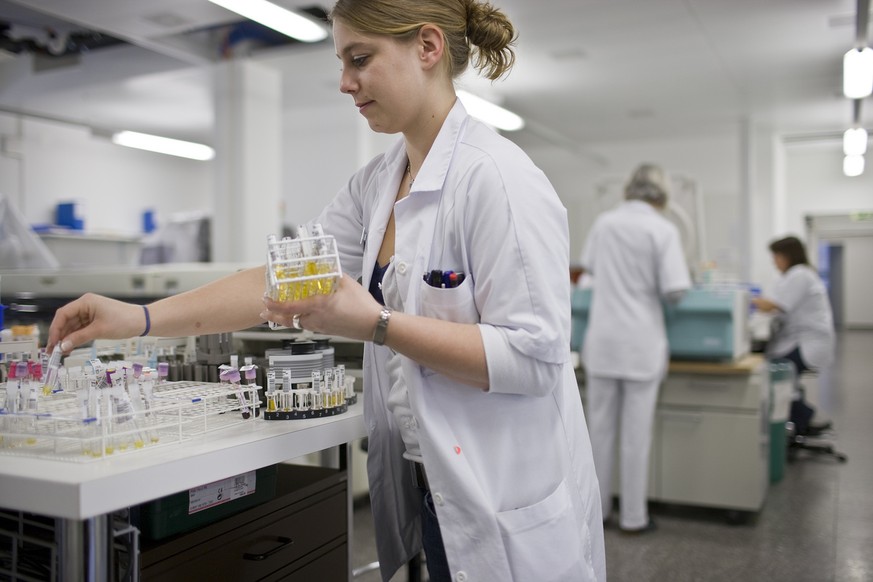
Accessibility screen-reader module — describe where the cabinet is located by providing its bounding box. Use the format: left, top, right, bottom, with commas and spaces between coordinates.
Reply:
606, 355, 769, 513
653, 356, 769, 512
140, 464, 348, 581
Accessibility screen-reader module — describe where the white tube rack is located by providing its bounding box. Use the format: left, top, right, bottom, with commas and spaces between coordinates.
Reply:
0, 381, 260, 463
265, 234, 342, 302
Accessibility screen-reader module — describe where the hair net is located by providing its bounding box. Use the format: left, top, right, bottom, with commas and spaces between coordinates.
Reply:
624, 164, 669, 206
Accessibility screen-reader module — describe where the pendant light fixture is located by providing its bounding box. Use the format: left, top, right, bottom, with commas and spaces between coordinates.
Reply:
843, 126, 868, 155
844, 47, 873, 98
843, 153, 865, 176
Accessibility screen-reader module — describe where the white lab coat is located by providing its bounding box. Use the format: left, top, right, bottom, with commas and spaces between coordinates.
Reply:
579, 200, 691, 529
315, 101, 605, 582
766, 264, 835, 370
580, 200, 691, 380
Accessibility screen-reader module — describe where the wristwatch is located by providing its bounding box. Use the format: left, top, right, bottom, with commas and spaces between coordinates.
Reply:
373, 307, 392, 346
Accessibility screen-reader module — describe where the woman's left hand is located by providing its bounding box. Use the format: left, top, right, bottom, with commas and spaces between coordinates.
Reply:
260, 274, 382, 341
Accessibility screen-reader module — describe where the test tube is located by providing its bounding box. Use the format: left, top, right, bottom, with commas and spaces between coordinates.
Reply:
282, 369, 293, 411
157, 361, 169, 384
42, 344, 63, 396
287, 239, 304, 300
266, 370, 278, 413
220, 367, 251, 419
241, 359, 259, 417
141, 370, 159, 443
313, 370, 325, 409
124, 378, 147, 449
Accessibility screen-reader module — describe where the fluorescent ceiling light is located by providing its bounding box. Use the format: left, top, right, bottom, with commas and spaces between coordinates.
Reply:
843, 154, 865, 177
843, 47, 873, 98
208, 0, 328, 43
112, 131, 215, 161
457, 90, 524, 132
843, 127, 868, 155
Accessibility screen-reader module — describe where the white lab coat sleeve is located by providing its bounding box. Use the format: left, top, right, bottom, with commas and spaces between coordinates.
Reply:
770, 267, 805, 312
312, 157, 384, 281
479, 325, 563, 396
658, 223, 692, 295
462, 152, 571, 396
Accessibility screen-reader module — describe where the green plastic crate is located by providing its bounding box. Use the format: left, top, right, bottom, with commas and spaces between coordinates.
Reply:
139, 464, 279, 540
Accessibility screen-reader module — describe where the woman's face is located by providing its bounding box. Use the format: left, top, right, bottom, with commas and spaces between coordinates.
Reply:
334, 19, 422, 135
772, 252, 790, 273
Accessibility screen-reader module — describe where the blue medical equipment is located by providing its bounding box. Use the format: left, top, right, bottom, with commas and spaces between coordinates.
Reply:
571, 286, 750, 361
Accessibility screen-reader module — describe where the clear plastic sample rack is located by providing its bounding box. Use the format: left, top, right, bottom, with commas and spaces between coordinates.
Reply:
265, 225, 342, 303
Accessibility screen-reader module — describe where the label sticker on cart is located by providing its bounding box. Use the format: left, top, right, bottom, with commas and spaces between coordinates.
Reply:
188, 470, 257, 514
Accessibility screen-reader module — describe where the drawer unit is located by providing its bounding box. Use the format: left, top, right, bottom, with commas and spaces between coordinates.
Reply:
656, 409, 767, 510
141, 464, 347, 581
262, 538, 348, 582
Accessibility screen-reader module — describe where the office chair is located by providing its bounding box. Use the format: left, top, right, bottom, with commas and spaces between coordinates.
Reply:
785, 375, 848, 464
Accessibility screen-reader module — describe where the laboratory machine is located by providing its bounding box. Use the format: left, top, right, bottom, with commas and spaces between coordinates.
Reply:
571, 285, 751, 361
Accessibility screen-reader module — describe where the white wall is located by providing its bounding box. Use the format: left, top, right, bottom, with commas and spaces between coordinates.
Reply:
841, 236, 873, 327
0, 116, 211, 237
282, 104, 398, 227
282, 103, 361, 226
523, 129, 743, 280
784, 143, 873, 238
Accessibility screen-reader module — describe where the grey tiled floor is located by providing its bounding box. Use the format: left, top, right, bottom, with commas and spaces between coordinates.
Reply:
351, 330, 873, 582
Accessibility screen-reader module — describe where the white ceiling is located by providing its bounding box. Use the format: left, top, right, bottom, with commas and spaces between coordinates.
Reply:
0, 0, 866, 151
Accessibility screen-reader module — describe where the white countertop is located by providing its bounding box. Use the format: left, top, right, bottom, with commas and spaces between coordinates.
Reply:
0, 403, 365, 520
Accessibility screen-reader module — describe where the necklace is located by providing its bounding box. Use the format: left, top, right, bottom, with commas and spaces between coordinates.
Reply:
406, 162, 415, 186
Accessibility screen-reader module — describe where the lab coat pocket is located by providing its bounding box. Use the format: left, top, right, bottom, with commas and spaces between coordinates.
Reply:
496, 480, 589, 582
418, 279, 479, 377
418, 277, 479, 324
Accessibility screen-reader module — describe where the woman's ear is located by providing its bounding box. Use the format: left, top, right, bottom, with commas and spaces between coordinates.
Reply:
418, 24, 445, 70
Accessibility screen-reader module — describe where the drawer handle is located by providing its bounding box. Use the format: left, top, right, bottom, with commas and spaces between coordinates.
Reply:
243, 536, 294, 561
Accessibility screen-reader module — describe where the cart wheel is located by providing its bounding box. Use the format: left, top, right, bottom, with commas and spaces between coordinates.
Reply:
725, 510, 750, 525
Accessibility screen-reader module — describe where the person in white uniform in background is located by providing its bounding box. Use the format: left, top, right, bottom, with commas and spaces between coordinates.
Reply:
579, 163, 691, 533
47, 1, 606, 580
751, 235, 835, 435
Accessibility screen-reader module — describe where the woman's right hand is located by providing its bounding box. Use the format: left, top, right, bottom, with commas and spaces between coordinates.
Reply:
46, 293, 149, 353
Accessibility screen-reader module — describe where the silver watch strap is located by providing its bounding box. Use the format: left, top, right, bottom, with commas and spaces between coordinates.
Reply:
373, 307, 391, 345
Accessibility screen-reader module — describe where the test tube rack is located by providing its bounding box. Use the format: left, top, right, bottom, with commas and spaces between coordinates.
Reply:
263, 370, 356, 421
0, 380, 260, 463
265, 232, 343, 303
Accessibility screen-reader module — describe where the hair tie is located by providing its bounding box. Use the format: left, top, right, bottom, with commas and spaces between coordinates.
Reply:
140, 305, 151, 337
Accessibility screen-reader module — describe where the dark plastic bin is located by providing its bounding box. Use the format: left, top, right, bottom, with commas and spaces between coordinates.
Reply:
138, 464, 279, 540
769, 361, 795, 483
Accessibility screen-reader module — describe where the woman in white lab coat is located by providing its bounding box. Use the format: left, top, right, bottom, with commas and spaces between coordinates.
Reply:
751, 235, 835, 434
47, 1, 606, 580
579, 164, 691, 533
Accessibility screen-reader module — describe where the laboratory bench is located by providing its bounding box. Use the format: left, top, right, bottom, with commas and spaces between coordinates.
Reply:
0, 401, 366, 581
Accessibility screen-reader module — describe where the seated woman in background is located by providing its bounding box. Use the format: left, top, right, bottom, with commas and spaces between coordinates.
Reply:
752, 235, 836, 435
